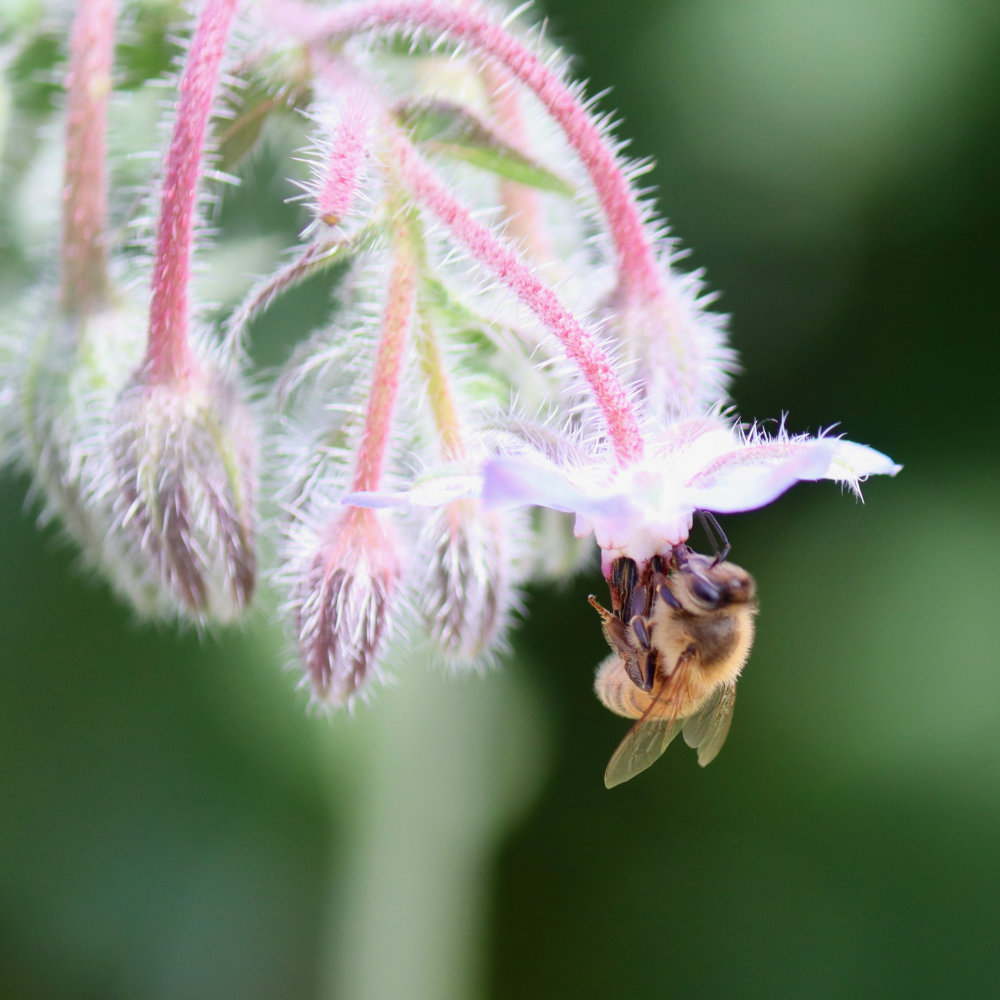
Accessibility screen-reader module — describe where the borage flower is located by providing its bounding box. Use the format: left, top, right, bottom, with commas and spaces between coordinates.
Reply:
347, 413, 900, 579
481, 414, 900, 574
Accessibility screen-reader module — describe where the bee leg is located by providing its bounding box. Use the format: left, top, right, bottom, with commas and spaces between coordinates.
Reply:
629, 582, 649, 620
587, 594, 613, 622
658, 584, 682, 610
641, 647, 659, 690
696, 510, 731, 565
617, 649, 655, 691
608, 556, 638, 616
630, 615, 651, 650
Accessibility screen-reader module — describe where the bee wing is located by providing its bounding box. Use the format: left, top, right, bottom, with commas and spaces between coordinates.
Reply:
681, 684, 736, 767
604, 715, 684, 788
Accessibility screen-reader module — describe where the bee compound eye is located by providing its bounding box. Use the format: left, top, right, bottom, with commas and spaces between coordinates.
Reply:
690, 577, 723, 606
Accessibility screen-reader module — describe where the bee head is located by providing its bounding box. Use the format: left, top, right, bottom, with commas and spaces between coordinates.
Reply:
674, 548, 757, 612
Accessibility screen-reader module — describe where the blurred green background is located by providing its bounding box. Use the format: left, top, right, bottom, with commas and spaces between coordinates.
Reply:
2, 1, 999, 997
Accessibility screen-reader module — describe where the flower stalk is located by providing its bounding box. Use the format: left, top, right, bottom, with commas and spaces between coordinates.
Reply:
290, 196, 419, 703
416, 314, 465, 462
280, 0, 731, 418
314, 86, 376, 228
60, 0, 116, 316
282, 0, 662, 303
146, 0, 239, 383
352, 200, 419, 492
391, 130, 644, 466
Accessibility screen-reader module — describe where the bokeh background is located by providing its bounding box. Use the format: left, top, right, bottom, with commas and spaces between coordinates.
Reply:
2, 1, 999, 997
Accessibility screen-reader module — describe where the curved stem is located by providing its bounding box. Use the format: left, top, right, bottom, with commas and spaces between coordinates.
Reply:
278, 0, 663, 305
146, 0, 239, 382
391, 132, 644, 465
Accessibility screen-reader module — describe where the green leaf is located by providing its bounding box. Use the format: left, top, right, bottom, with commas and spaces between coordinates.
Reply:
216, 81, 309, 172
395, 99, 574, 196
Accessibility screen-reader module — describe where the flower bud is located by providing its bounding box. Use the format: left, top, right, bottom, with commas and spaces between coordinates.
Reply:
112, 360, 257, 622
292, 507, 400, 706
420, 499, 514, 665
8, 298, 176, 613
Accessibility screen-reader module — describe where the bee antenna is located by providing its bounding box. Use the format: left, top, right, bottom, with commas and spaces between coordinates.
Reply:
696, 511, 731, 565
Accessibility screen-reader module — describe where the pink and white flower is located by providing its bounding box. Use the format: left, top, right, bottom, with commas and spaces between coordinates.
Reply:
481, 416, 900, 574
345, 413, 900, 578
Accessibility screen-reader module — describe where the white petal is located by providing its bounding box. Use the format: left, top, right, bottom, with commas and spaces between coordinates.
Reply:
684, 439, 840, 513
408, 474, 485, 506
825, 440, 902, 480
684, 435, 900, 514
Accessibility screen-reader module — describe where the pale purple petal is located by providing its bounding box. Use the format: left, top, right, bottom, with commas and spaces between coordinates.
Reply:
342, 490, 409, 509
343, 473, 483, 510
482, 454, 630, 521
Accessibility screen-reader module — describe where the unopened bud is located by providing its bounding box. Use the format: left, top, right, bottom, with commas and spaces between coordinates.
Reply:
292, 507, 400, 706
113, 361, 257, 622
9, 299, 174, 612
421, 499, 513, 665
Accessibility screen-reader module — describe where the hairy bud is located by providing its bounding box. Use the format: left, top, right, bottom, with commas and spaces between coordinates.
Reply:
112, 361, 257, 622
292, 507, 400, 706
6, 300, 178, 611
420, 499, 514, 665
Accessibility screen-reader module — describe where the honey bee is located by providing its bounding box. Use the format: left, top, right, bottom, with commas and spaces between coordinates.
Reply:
589, 545, 758, 787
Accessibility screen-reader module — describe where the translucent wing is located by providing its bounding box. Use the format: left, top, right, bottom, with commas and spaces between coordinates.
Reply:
604, 715, 685, 788
682, 684, 736, 767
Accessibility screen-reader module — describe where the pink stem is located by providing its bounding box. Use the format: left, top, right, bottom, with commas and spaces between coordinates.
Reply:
146, 0, 239, 382
482, 62, 551, 262
352, 213, 418, 493
392, 132, 644, 465
61, 0, 116, 315
277, 0, 662, 305
316, 85, 375, 226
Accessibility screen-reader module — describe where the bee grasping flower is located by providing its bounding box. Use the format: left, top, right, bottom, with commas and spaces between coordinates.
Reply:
347, 406, 899, 783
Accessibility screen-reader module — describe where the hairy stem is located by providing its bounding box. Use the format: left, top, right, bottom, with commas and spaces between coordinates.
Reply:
352, 208, 419, 492
392, 132, 644, 465
282, 0, 662, 304
61, 0, 116, 315
417, 314, 465, 462
316, 85, 376, 226
146, 0, 239, 382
